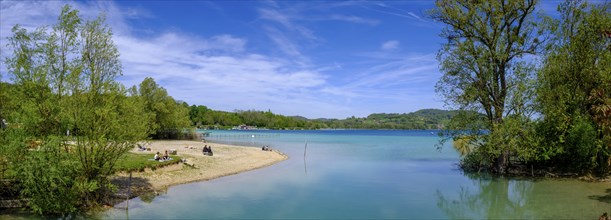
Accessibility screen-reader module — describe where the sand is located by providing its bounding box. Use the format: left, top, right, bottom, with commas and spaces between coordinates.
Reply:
110, 140, 287, 202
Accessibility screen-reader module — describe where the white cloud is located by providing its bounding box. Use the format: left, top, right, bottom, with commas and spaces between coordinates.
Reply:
114, 33, 324, 89
0, 1, 62, 38
211, 35, 247, 52
327, 14, 379, 26
111, 29, 337, 118
381, 40, 400, 50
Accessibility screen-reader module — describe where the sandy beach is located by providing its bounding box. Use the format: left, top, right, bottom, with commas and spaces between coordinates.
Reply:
110, 140, 287, 203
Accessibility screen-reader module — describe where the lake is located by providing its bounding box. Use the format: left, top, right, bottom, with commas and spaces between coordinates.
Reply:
102, 130, 610, 219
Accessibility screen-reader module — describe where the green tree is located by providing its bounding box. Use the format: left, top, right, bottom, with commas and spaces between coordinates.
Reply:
537, 0, 611, 174
137, 77, 191, 139
429, 0, 543, 173
2, 5, 149, 214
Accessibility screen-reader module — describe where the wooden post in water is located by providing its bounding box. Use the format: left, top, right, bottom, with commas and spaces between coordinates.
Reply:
303, 141, 308, 175
303, 141, 308, 158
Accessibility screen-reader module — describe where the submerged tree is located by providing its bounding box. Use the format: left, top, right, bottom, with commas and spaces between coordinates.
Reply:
430, 0, 544, 173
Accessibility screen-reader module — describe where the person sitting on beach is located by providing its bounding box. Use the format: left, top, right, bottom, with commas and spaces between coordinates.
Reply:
163, 150, 169, 160
203, 146, 213, 156
203, 146, 212, 156
154, 152, 161, 161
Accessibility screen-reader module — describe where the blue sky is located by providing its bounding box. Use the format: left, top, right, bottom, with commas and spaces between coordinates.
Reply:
0, 1, 561, 119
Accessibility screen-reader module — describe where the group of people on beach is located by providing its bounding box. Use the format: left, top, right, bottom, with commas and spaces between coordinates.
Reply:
262, 145, 272, 151
154, 150, 171, 161
203, 145, 213, 156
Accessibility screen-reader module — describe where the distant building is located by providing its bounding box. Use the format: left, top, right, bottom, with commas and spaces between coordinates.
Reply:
231, 124, 258, 130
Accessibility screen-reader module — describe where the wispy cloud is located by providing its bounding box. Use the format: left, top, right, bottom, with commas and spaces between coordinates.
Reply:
317, 52, 442, 114
360, 2, 427, 23
346, 54, 438, 91
407, 12, 421, 20
381, 40, 400, 50
326, 14, 379, 25
258, 8, 316, 40
262, 26, 310, 66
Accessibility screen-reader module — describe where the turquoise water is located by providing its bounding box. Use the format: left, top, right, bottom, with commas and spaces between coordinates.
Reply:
102, 130, 610, 219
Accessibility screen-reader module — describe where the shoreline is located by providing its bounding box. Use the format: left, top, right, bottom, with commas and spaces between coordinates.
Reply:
109, 140, 288, 205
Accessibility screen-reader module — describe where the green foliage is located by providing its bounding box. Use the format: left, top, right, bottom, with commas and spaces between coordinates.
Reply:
135, 77, 191, 139
452, 115, 540, 173
536, 0, 611, 175
0, 127, 29, 180
189, 107, 322, 129
0, 82, 16, 127
18, 136, 80, 215
565, 115, 599, 170
2, 4, 150, 214
342, 109, 456, 129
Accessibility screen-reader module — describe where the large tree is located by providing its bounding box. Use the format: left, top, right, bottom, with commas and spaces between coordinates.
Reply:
136, 77, 191, 139
430, 0, 543, 173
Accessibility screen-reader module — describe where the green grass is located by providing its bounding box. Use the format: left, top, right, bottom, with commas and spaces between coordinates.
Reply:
114, 152, 182, 173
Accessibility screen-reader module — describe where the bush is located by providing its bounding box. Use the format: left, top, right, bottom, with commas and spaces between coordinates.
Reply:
563, 115, 599, 171
18, 138, 80, 215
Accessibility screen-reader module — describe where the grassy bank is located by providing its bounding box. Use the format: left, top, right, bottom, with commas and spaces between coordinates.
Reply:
114, 153, 182, 173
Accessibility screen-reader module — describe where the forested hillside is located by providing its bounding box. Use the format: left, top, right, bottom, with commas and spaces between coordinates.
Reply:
188, 107, 459, 130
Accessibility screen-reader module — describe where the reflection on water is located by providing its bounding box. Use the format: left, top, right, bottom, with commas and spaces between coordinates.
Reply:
589, 188, 611, 204
436, 173, 611, 219
99, 130, 610, 219
436, 175, 535, 219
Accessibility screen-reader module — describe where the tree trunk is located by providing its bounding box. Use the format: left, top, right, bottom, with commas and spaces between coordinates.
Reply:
497, 150, 510, 174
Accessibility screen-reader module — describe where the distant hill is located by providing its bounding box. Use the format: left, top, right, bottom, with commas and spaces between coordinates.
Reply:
313, 109, 460, 130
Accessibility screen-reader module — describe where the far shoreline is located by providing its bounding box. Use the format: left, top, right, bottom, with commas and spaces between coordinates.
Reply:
109, 140, 288, 206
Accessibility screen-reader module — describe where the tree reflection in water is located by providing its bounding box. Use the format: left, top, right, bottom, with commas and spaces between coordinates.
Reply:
436, 173, 535, 219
